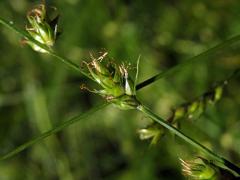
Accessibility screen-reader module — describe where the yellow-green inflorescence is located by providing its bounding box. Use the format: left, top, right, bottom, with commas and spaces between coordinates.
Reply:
138, 81, 227, 144
82, 52, 140, 110
24, 3, 59, 53
180, 158, 218, 180
138, 122, 165, 145
169, 81, 226, 123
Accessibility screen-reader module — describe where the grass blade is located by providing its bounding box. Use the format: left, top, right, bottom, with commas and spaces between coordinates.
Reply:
138, 105, 240, 176
136, 34, 240, 90
0, 102, 109, 161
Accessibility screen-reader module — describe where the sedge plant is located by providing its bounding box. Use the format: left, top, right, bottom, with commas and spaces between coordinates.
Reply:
0, 2, 240, 179
80, 52, 240, 176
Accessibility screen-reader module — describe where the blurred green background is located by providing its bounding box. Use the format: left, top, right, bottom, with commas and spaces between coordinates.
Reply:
0, 0, 240, 179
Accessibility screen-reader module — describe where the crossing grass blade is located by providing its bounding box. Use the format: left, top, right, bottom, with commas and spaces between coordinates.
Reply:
0, 102, 109, 161
136, 34, 240, 90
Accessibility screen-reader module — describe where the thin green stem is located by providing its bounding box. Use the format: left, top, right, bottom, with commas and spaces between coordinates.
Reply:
137, 104, 240, 176
0, 17, 92, 79
48, 51, 93, 79
136, 34, 240, 90
0, 102, 109, 161
2, 16, 240, 90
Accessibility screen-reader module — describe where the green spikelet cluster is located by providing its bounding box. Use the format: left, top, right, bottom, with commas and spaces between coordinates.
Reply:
138, 122, 165, 145
169, 81, 227, 124
180, 157, 218, 180
138, 80, 227, 144
82, 52, 140, 110
24, 3, 59, 53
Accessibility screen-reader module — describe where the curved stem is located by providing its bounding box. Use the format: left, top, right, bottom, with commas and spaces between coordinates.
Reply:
137, 104, 240, 176
0, 17, 92, 80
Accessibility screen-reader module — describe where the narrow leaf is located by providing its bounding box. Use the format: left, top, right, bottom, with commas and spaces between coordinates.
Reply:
0, 103, 109, 161
136, 34, 240, 90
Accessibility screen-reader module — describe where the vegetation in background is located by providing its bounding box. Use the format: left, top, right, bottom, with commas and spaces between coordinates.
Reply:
0, 0, 240, 179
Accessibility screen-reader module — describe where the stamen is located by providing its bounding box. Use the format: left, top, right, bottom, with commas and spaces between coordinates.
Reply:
97, 52, 108, 62
80, 84, 95, 93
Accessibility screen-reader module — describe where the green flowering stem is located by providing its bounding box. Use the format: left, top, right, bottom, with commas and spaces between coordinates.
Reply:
1, 16, 240, 90
0, 102, 109, 161
0, 17, 92, 79
137, 104, 240, 176
1, 16, 240, 170
136, 34, 240, 90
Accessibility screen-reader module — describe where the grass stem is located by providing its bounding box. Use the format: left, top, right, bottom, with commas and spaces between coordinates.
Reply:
136, 35, 240, 90
0, 102, 109, 161
137, 104, 240, 176
0, 17, 92, 79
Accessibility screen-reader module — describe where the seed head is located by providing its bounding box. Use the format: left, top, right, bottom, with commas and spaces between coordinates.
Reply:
82, 52, 140, 110
180, 158, 217, 180
138, 123, 164, 145
24, 3, 59, 53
